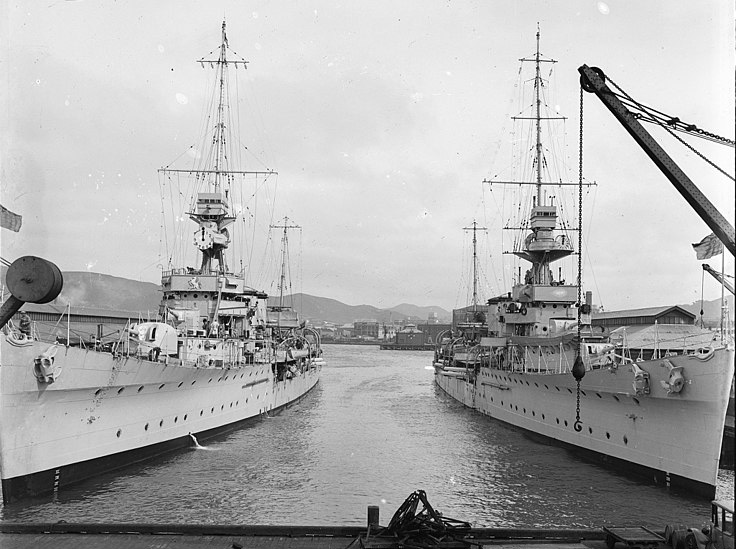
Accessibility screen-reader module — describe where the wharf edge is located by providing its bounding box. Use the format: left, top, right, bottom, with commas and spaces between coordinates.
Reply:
0, 521, 614, 549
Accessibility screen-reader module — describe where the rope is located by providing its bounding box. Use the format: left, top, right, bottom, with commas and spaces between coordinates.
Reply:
370, 490, 472, 548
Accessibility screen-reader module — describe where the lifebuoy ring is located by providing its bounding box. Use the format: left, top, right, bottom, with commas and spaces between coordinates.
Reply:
520, 307, 527, 316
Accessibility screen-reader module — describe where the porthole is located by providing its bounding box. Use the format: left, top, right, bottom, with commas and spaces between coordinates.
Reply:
623, 435, 628, 444
117, 387, 125, 394
564, 420, 568, 427
191, 380, 196, 385
211, 407, 214, 413
606, 432, 611, 439
177, 382, 183, 388
116, 429, 122, 438
208, 378, 213, 383
556, 418, 560, 424
596, 393, 602, 398
94, 389, 103, 396
613, 395, 620, 402
523, 408, 526, 413
555, 386, 560, 391
159, 384, 165, 390
532, 411, 535, 417
633, 398, 640, 405
567, 388, 573, 394
224, 376, 229, 381
174, 416, 178, 423
159, 419, 164, 427
535, 383, 539, 388
581, 390, 586, 396
588, 427, 593, 434
221, 404, 224, 410
545, 385, 549, 390
137, 386, 144, 393
200, 410, 204, 416
229, 402, 233, 408
184, 414, 188, 420
144, 423, 149, 431
542, 414, 546, 420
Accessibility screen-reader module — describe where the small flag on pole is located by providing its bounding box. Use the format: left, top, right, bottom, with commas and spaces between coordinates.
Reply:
0, 204, 22, 232
692, 233, 723, 260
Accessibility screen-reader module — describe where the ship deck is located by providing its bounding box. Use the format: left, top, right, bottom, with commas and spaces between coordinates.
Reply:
0, 522, 638, 549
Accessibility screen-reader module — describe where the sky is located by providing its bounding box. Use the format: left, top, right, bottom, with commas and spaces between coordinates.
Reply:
1, 1, 734, 314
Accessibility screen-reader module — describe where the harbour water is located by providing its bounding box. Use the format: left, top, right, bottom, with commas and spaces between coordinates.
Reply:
0, 344, 732, 527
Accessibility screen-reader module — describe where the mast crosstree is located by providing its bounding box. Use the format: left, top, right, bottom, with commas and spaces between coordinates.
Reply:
463, 221, 487, 311
158, 20, 276, 276
483, 28, 590, 287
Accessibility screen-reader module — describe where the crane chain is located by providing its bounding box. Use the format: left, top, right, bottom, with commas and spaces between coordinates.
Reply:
574, 86, 584, 433
606, 74, 734, 181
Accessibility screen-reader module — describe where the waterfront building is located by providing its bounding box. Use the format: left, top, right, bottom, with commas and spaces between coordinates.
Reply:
591, 305, 695, 329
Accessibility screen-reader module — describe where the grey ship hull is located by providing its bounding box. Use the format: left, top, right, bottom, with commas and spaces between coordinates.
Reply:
0, 335, 323, 503
434, 348, 733, 499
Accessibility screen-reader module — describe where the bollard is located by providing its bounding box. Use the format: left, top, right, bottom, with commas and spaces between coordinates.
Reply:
367, 505, 380, 529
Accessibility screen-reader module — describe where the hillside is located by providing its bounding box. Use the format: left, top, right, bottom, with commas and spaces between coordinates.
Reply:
3, 268, 729, 326
0, 268, 450, 324
678, 295, 734, 326
267, 294, 451, 324
35, 271, 161, 314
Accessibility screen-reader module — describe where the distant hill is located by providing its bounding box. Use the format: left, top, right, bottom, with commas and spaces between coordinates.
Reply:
9, 267, 726, 326
0, 268, 450, 324
267, 294, 451, 325
679, 295, 734, 327
54, 272, 162, 314
1, 268, 161, 315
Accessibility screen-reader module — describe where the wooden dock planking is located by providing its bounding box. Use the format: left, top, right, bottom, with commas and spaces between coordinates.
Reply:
0, 523, 628, 549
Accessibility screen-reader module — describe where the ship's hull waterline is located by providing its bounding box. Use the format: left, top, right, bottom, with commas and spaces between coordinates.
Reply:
434, 348, 734, 500
0, 335, 322, 503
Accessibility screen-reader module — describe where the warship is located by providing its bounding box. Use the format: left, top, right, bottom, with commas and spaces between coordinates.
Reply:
0, 21, 324, 503
433, 32, 734, 500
